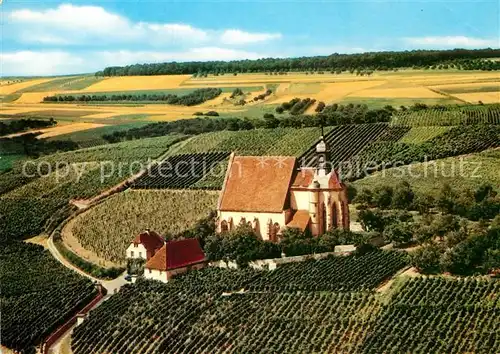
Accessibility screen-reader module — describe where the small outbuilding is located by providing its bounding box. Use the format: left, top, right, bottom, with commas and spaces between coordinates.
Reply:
143, 238, 207, 283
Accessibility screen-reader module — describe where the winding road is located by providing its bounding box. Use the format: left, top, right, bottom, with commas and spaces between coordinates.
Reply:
46, 233, 128, 354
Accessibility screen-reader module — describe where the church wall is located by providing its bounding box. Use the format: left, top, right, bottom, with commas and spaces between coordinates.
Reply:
218, 211, 286, 241
290, 190, 310, 211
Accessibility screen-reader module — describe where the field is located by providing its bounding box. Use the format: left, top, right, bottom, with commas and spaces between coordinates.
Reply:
70, 259, 500, 354
1, 70, 498, 138
352, 148, 500, 195
0, 134, 186, 242
1, 242, 97, 353
70, 189, 219, 263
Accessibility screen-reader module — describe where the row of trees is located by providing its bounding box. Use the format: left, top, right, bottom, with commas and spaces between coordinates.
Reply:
355, 182, 500, 221
96, 49, 500, 76
0, 118, 56, 136
43, 88, 222, 106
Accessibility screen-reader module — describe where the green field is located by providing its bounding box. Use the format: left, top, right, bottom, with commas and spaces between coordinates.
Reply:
339, 96, 461, 109
352, 148, 500, 195
53, 85, 264, 98
173, 127, 329, 156
46, 122, 151, 148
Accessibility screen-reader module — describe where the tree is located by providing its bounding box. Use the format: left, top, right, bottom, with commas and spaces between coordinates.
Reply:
358, 209, 386, 233
354, 188, 373, 206
392, 181, 415, 210
410, 243, 443, 273
383, 222, 413, 246
437, 183, 457, 214
373, 186, 394, 209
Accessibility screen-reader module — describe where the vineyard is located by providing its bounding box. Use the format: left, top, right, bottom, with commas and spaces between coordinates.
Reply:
71, 190, 218, 263
299, 123, 403, 168
399, 126, 453, 144
361, 277, 500, 353
1, 242, 97, 353
391, 104, 500, 126
352, 148, 500, 202
0, 134, 185, 242
132, 152, 229, 190
246, 250, 408, 292
340, 124, 500, 180
71, 252, 500, 354
173, 127, 330, 156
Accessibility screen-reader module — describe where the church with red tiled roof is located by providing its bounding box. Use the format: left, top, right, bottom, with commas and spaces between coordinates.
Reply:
217, 137, 350, 240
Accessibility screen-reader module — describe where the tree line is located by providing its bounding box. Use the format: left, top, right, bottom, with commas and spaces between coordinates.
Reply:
102, 103, 401, 142
96, 49, 500, 76
43, 88, 222, 106
0, 118, 56, 136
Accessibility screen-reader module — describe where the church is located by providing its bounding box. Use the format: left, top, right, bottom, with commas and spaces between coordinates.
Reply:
217, 136, 350, 241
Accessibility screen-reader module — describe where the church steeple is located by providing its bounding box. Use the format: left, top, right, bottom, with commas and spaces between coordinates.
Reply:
315, 130, 330, 177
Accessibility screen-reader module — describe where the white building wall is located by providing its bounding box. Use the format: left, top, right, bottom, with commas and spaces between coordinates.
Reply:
126, 243, 147, 260
218, 211, 286, 241
144, 268, 167, 282
290, 190, 310, 210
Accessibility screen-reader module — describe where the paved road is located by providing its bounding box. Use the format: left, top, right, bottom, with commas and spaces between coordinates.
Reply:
47, 234, 128, 293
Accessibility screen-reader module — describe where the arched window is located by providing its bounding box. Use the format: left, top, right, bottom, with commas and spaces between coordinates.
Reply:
220, 220, 229, 232
271, 222, 281, 242
331, 203, 338, 228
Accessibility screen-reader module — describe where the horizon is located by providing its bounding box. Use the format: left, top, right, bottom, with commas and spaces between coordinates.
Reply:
1, 0, 499, 76
1, 47, 498, 78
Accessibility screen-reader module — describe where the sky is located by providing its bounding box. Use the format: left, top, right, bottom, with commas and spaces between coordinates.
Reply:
0, 0, 499, 76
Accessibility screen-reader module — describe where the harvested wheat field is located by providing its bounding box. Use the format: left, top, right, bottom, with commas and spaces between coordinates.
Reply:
269, 80, 385, 104
13, 92, 54, 104
453, 91, 500, 104
35, 123, 107, 139
81, 75, 191, 92
4, 122, 107, 139
348, 86, 443, 99
0, 78, 54, 95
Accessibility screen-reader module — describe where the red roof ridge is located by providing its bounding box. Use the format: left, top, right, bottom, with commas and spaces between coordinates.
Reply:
145, 238, 206, 271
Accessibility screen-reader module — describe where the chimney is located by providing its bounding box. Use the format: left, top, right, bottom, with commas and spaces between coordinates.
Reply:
146, 228, 150, 234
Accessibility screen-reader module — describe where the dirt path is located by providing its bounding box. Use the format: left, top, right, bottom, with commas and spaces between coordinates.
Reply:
61, 214, 121, 268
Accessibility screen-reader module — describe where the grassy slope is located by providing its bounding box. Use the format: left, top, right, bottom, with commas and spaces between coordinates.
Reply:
352, 148, 500, 194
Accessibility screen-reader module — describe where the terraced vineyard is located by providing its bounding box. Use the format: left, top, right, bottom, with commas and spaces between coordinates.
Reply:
361, 277, 500, 353
0, 134, 185, 242
341, 124, 500, 180
299, 123, 400, 168
246, 250, 408, 292
1, 242, 97, 353
132, 152, 229, 190
70, 252, 499, 354
71, 190, 218, 263
391, 104, 500, 126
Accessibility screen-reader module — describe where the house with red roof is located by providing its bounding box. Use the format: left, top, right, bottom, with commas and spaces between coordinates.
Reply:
217, 137, 349, 240
143, 238, 207, 282
126, 229, 165, 261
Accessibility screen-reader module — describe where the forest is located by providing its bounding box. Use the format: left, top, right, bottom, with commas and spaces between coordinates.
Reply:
97, 48, 500, 76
